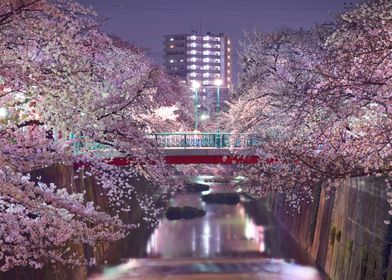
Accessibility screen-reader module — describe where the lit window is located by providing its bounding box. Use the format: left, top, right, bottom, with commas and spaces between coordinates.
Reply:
169, 59, 174, 63
214, 44, 220, 48
214, 66, 221, 70
180, 59, 184, 62
190, 57, 197, 62
228, 40, 231, 45
203, 73, 210, 78
203, 50, 210, 55
203, 36, 210, 41
190, 35, 197, 40
214, 51, 220, 55
203, 58, 210, 63
228, 77, 231, 81
170, 38, 174, 41
190, 72, 197, 77
214, 37, 221, 41
190, 64, 197, 70
188, 50, 197, 55
202, 80, 211, 85
214, 73, 220, 77
228, 62, 231, 66
228, 70, 231, 73
213, 59, 221, 63
170, 45, 174, 48
228, 48, 231, 52
202, 65, 210, 70
190, 42, 197, 48
203, 43, 212, 48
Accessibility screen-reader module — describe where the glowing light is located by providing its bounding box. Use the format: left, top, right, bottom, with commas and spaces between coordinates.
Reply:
201, 114, 209, 120
169, 38, 174, 41
191, 80, 201, 90
214, 79, 223, 86
169, 45, 174, 48
0, 107, 8, 119
190, 35, 197, 40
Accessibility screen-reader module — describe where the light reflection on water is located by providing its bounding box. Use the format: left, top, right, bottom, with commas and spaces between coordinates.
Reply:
90, 176, 323, 280
143, 176, 310, 262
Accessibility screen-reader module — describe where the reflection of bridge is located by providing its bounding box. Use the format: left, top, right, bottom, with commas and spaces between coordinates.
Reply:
72, 132, 262, 165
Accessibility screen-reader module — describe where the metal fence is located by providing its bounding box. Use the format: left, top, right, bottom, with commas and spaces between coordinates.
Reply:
69, 132, 258, 154
150, 132, 257, 148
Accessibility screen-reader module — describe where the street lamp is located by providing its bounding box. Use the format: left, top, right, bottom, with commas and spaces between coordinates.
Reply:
213, 79, 223, 114
213, 79, 223, 147
191, 80, 201, 131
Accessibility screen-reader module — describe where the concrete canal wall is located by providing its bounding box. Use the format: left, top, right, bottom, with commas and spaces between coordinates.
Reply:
267, 176, 392, 280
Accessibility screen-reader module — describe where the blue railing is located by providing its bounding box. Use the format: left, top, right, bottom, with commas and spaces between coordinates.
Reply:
69, 132, 258, 154
150, 132, 258, 148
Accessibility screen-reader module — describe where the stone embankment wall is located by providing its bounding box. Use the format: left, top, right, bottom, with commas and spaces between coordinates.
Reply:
1, 165, 152, 280
267, 176, 392, 280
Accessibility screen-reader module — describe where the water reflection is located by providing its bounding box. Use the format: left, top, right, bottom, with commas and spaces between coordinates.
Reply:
90, 176, 323, 280
142, 176, 311, 263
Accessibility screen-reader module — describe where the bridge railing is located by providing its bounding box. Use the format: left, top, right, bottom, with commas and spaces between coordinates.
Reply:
69, 132, 258, 154
150, 132, 258, 148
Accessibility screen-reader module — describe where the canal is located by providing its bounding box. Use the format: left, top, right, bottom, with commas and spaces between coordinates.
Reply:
90, 176, 324, 280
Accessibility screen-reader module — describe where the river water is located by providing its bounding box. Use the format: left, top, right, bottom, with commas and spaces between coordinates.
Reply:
90, 176, 324, 280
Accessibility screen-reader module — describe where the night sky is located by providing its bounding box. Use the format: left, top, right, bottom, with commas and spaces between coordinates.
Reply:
77, 0, 359, 83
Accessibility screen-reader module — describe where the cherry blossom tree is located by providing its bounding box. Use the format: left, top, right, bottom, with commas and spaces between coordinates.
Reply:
0, 0, 188, 271
227, 0, 392, 209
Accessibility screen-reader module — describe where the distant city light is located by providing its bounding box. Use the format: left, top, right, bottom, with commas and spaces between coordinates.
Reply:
0, 107, 8, 119
200, 114, 209, 120
214, 79, 223, 86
